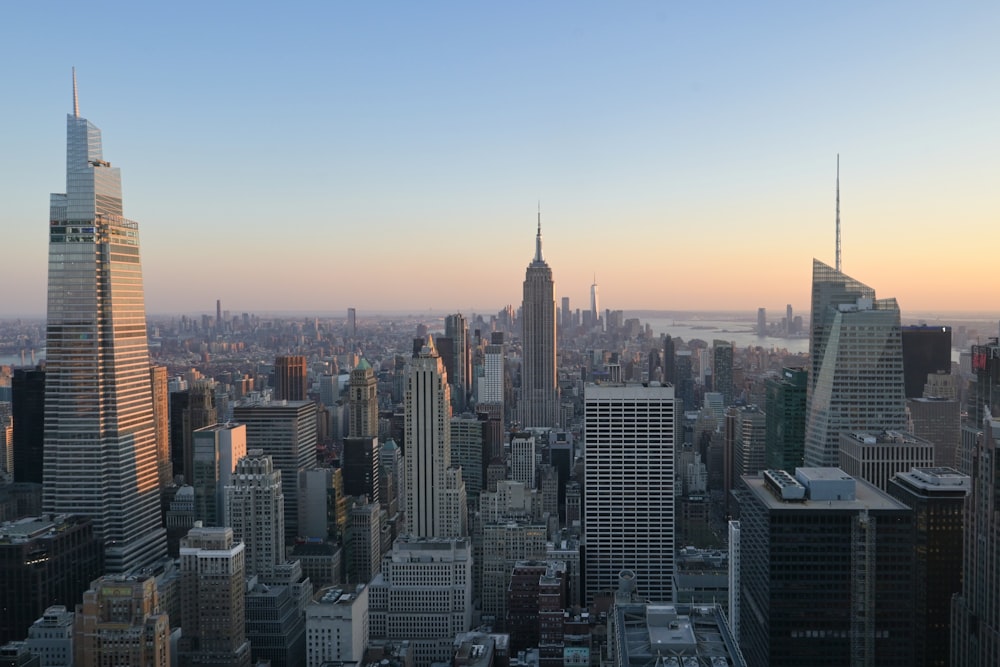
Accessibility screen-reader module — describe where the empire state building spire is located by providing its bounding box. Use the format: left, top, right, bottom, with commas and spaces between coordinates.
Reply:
534, 203, 544, 263
521, 210, 559, 428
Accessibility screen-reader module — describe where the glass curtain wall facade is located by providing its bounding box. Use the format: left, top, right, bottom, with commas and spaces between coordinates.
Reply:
804, 260, 906, 468
43, 91, 166, 573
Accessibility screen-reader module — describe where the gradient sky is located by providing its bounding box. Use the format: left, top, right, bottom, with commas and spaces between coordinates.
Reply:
2, 2, 998, 318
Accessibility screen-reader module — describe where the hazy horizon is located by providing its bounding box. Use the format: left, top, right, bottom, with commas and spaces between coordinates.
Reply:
2, 3, 998, 317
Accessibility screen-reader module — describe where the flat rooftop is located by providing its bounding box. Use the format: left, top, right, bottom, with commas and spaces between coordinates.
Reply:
743, 474, 909, 512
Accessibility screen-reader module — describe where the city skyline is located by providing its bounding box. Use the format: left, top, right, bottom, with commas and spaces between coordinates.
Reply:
2, 3, 999, 317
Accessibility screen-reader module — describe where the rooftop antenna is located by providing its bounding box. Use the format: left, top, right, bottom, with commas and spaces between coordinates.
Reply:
72, 67, 80, 118
534, 201, 543, 262
835, 154, 841, 272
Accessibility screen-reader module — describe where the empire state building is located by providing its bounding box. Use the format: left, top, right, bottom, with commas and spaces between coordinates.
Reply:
520, 218, 559, 428
42, 72, 167, 573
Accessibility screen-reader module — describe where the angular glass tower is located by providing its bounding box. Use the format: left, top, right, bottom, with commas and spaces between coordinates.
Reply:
42, 73, 166, 573
804, 259, 906, 467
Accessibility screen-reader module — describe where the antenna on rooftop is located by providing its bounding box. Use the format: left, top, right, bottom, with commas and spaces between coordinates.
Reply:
835, 154, 841, 272
72, 67, 80, 118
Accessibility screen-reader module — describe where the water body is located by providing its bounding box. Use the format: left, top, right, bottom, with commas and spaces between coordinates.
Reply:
640, 316, 811, 355
0, 351, 43, 367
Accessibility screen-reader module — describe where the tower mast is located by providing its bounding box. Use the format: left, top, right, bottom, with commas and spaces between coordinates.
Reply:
836, 154, 841, 272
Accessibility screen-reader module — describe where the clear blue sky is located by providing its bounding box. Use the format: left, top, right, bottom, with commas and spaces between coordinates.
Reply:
2, 2, 998, 317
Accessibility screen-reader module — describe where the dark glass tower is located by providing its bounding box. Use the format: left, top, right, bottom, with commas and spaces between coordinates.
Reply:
764, 367, 808, 472
42, 73, 166, 572
11, 368, 45, 485
901, 325, 951, 398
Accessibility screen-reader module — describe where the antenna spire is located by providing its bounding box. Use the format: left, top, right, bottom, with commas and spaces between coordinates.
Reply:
835, 154, 841, 272
72, 67, 80, 118
534, 202, 543, 262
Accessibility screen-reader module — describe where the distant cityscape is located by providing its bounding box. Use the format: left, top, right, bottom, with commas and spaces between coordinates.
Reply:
3, 77, 1000, 667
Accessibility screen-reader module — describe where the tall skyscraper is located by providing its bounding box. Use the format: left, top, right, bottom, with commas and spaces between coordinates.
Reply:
233, 399, 318, 541
445, 314, 471, 411
520, 219, 559, 428
225, 451, 285, 578
274, 355, 308, 402
150, 365, 172, 488
736, 468, 914, 667
192, 423, 247, 526
952, 411, 1000, 667
712, 340, 735, 405
343, 359, 380, 503
11, 368, 45, 485
170, 380, 218, 483
590, 276, 600, 329
404, 337, 466, 538
42, 72, 166, 573
584, 384, 677, 603
804, 260, 906, 468
901, 325, 952, 398
764, 367, 808, 472
887, 467, 968, 667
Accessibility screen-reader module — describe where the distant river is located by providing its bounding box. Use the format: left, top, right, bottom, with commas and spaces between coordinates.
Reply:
641, 317, 811, 355
0, 350, 43, 367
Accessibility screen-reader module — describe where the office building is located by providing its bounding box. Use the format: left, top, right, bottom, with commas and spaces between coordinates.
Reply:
506, 560, 566, 655
404, 337, 467, 538
674, 350, 694, 411
305, 585, 369, 667
11, 368, 44, 485
170, 380, 218, 483
838, 430, 935, 492
225, 451, 285, 578
764, 367, 808, 472
732, 404, 767, 479
712, 340, 735, 405
901, 325, 951, 399
510, 433, 536, 489
736, 468, 914, 667
24, 605, 75, 667
347, 499, 382, 585
584, 384, 677, 603
274, 355, 309, 402
887, 467, 968, 667
450, 415, 484, 503
245, 561, 310, 667
74, 574, 170, 667
0, 515, 103, 645
804, 260, 906, 468
343, 359, 380, 503
192, 423, 247, 526
952, 412, 1000, 667
150, 365, 172, 488
757, 307, 767, 336
908, 396, 961, 467
445, 314, 472, 412
178, 526, 251, 667
42, 78, 166, 572
233, 399, 318, 541
368, 536, 473, 667
520, 220, 559, 428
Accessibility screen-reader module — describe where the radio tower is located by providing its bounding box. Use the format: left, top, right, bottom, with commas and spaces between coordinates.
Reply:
835, 154, 841, 272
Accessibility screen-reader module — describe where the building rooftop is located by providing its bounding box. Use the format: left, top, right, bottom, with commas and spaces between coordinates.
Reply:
744, 470, 909, 512
894, 467, 971, 493
612, 603, 745, 667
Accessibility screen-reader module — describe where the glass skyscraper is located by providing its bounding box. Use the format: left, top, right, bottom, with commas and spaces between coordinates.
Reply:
804, 259, 906, 468
42, 74, 166, 572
